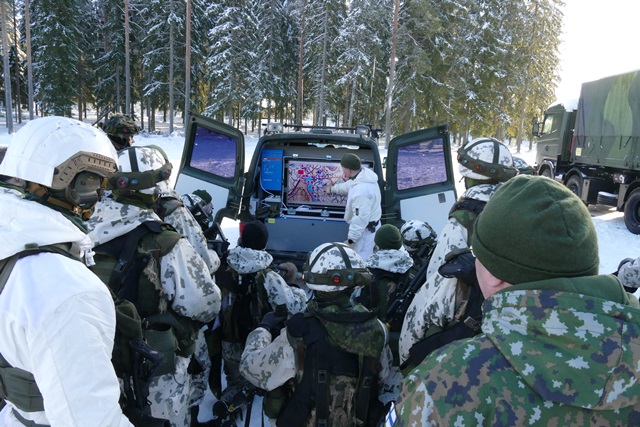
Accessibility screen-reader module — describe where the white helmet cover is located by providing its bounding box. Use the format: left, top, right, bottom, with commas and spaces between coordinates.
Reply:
457, 137, 515, 181
111, 145, 172, 195
0, 116, 117, 189
400, 220, 437, 253
304, 242, 370, 292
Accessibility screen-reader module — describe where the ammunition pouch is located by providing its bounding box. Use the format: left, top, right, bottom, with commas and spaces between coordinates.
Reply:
144, 311, 202, 376
0, 355, 44, 413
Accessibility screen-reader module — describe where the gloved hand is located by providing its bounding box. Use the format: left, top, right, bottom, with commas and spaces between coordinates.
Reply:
615, 257, 634, 276
258, 310, 287, 337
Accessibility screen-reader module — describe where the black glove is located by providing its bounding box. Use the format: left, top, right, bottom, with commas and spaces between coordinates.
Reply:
438, 248, 477, 286
258, 311, 287, 337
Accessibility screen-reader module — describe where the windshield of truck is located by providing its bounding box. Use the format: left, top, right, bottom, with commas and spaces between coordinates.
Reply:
542, 112, 562, 135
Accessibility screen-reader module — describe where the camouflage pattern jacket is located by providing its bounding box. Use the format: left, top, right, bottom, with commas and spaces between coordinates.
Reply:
394, 275, 640, 426
86, 197, 221, 426
398, 184, 498, 364
223, 246, 308, 315
240, 300, 395, 424
358, 248, 414, 319
159, 189, 220, 277
619, 256, 640, 290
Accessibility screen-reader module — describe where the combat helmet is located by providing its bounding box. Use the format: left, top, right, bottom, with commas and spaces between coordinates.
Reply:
0, 116, 117, 218
108, 145, 172, 197
457, 138, 516, 182
303, 242, 372, 292
103, 114, 140, 150
400, 220, 437, 254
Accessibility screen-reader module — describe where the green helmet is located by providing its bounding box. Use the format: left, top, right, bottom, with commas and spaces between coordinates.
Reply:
102, 114, 140, 138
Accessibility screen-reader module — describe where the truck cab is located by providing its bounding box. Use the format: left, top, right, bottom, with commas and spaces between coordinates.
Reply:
174, 113, 458, 266
533, 101, 577, 179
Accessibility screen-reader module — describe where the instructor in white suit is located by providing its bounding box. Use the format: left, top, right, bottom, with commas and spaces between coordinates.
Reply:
327, 153, 382, 260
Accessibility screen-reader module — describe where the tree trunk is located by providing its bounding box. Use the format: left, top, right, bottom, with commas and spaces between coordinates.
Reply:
385, 0, 399, 148
295, 0, 307, 124
184, 0, 191, 126
1, 0, 14, 132
168, 0, 174, 134
25, 0, 34, 119
124, 0, 131, 115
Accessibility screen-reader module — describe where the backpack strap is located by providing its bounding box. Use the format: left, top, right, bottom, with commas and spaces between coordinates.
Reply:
354, 355, 377, 426
402, 280, 484, 376
0, 245, 78, 415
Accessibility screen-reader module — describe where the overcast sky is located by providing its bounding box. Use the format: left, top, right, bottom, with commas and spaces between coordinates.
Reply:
555, 0, 640, 102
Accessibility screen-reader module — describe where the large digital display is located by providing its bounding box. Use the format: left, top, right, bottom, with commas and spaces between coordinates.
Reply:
285, 159, 348, 208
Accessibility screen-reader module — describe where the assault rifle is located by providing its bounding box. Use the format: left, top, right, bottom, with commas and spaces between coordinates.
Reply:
384, 244, 434, 328
203, 221, 230, 260
123, 338, 170, 427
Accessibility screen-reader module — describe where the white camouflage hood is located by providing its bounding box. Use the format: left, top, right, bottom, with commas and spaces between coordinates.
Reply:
85, 197, 162, 246
0, 188, 95, 264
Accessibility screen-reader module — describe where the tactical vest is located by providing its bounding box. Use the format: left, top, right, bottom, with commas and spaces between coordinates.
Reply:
0, 244, 78, 415
268, 306, 386, 427
90, 220, 199, 375
216, 267, 270, 345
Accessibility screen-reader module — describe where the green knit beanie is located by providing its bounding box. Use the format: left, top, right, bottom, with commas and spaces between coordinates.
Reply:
375, 224, 403, 250
340, 153, 362, 170
471, 175, 599, 284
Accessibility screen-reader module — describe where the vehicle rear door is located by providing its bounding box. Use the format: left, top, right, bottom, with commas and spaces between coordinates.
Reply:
174, 112, 245, 223
383, 124, 457, 234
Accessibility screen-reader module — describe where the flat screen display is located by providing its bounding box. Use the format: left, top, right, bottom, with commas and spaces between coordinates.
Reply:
285, 159, 348, 208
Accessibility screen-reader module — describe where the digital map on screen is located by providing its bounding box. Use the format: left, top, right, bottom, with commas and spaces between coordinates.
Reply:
286, 160, 348, 207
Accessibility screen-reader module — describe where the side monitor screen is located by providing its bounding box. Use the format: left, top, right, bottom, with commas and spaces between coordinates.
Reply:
285, 159, 348, 208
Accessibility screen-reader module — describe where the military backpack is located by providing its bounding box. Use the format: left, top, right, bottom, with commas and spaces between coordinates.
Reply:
265, 304, 387, 427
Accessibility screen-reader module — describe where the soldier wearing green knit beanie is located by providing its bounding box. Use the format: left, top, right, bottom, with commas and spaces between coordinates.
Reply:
394, 174, 640, 426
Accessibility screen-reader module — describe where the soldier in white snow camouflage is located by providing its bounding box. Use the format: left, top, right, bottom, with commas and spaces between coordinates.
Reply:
155, 185, 220, 424
85, 145, 221, 427
213, 220, 307, 424
240, 242, 394, 426
399, 138, 516, 365
356, 224, 413, 320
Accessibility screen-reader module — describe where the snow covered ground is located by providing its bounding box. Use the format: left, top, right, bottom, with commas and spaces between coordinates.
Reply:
1, 116, 639, 425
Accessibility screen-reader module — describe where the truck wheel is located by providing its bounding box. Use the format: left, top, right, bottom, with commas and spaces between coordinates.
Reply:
540, 168, 553, 179
624, 190, 640, 235
566, 175, 583, 199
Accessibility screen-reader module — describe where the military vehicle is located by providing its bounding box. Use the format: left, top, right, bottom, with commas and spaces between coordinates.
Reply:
175, 113, 458, 266
533, 69, 640, 234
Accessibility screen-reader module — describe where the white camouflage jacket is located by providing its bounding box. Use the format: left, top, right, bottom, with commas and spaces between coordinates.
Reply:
331, 167, 382, 247
398, 183, 498, 364
0, 188, 133, 427
86, 197, 221, 425
224, 246, 308, 314
160, 189, 220, 277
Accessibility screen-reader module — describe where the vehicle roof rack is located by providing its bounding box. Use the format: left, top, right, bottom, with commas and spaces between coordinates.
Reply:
282, 123, 381, 140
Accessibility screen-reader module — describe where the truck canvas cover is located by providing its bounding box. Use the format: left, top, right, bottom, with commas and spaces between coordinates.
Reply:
573, 70, 640, 170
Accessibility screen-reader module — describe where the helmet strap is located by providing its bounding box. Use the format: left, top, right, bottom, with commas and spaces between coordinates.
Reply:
24, 182, 90, 229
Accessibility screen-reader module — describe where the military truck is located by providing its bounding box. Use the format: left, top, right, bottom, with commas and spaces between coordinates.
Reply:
174, 113, 458, 266
532, 70, 640, 234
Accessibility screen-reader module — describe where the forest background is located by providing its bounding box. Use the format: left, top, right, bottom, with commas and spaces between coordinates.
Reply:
0, 0, 561, 150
